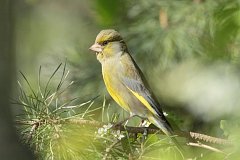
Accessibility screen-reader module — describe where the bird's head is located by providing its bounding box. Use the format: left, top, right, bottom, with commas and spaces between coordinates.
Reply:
89, 29, 127, 62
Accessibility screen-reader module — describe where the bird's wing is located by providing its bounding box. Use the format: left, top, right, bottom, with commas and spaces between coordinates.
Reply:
120, 53, 164, 118
122, 77, 164, 117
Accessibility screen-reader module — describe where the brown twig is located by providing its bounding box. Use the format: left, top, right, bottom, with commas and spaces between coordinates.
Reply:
190, 132, 231, 145
159, 9, 168, 29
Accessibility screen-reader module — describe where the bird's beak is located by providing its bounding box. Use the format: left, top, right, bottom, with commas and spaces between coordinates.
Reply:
89, 43, 103, 53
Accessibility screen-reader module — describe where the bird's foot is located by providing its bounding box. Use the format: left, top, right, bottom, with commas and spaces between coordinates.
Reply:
141, 128, 148, 143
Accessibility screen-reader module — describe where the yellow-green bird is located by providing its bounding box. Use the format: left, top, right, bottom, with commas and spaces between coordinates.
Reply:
89, 29, 180, 146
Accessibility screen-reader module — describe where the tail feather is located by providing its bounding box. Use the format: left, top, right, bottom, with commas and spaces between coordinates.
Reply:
148, 115, 183, 151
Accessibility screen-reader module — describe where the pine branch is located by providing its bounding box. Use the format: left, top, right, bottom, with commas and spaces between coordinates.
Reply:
102, 139, 121, 160
16, 118, 231, 146
27, 123, 39, 143
189, 132, 231, 145
65, 119, 232, 145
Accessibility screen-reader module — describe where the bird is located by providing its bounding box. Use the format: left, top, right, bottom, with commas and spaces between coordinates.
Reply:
89, 29, 181, 148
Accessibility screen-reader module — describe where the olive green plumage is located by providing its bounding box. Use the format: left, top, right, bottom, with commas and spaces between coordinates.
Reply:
89, 29, 181, 148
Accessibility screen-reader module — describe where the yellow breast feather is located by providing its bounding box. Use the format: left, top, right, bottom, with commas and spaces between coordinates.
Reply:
103, 72, 130, 112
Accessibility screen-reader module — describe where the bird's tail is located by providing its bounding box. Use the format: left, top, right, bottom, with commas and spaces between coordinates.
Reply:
148, 115, 183, 151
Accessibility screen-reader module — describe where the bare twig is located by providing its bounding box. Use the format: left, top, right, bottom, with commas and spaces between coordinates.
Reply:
187, 142, 226, 154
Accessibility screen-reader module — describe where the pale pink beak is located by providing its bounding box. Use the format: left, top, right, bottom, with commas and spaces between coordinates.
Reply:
89, 43, 103, 52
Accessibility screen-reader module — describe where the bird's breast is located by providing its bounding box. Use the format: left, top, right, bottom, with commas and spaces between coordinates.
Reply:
102, 62, 130, 112
101, 61, 148, 117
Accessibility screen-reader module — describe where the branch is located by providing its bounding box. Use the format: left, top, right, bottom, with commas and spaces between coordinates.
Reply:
65, 119, 163, 134
16, 118, 231, 145
190, 132, 231, 145
65, 119, 231, 145
187, 142, 226, 154
27, 123, 38, 143
66, 119, 103, 127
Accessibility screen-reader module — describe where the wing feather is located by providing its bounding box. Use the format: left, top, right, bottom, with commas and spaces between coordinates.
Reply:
120, 53, 165, 118
123, 77, 164, 117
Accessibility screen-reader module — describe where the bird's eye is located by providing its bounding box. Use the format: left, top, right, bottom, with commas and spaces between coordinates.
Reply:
102, 40, 109, 46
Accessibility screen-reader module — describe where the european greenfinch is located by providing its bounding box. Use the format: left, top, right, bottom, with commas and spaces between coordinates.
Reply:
89, 29, 181, 147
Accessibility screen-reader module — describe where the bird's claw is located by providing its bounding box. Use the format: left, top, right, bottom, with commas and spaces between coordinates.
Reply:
141, 128, 148, 142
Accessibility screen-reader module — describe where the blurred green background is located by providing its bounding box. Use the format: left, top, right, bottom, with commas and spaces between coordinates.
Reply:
12, 0, 240, 159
